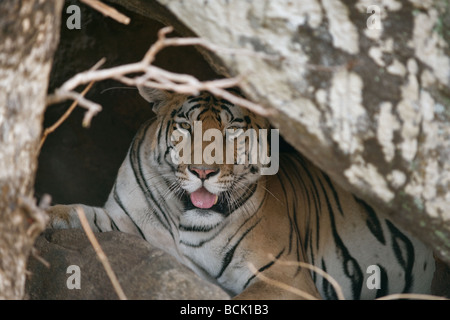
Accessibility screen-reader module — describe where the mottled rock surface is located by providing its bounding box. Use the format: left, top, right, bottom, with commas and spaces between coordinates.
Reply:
26, 229, 229, 300
149, 0, 450, 265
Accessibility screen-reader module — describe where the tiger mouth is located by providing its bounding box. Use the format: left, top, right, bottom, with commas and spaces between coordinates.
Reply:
184, 187, 226, 212
182, 182, 257, 216
190, 187, 219, 209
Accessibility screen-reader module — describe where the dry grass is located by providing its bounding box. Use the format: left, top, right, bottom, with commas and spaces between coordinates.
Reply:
75, 206, 127, 300
248, 254, 449, 300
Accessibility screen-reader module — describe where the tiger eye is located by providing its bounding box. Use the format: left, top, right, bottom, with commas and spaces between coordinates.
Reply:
179, 122, 191, 131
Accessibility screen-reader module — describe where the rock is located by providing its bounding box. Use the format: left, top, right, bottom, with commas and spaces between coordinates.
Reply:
113, 0, 450, 265
25, 229, 229, 300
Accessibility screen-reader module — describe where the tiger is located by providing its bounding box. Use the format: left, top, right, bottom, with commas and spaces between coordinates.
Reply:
48, 86, 436, 300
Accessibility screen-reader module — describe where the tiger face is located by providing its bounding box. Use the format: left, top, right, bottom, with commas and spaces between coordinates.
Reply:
139, 87, 270, 218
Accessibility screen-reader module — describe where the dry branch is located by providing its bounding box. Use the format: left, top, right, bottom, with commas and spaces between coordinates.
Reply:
250, 255, 448, 300
40, 81, 95, 150
247, 262, 320, 300
80, 0, 130, 25
18, 195, 51, 239
76, 206, 127, 300
376, 293, 449, 301
268, 255, 345, 300
46, 26, 276, 128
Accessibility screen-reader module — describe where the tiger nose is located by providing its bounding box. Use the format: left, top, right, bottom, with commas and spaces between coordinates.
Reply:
188, 166, 220, 179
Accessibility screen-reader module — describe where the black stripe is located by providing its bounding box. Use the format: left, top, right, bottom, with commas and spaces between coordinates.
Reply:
290, 156, 322, 283
386, 219, 415, 293
180, 222, 229, 248
100, 208, 119, 231
155, 121, 163, 162
163, 147, 174, 167
138, 157, 176, 232
279, 160, 303, 272
318, 177, 363, 300
188, 96, 208, 103
163, 119, 172, 151
219, 104, 234, 120
219, 98, 234, 105
93, 210, 102, 232
275, 166, 294, 255
321, 259, 338, 300
129, 124, 175, 238
243, 248, 285, 289
354, 196, 386, 245
113, 184, 147, 240
322, 174, 344, 216
294, 157, 322, 252
110, 216, 119, 231
216, 219, 261, 279
211, 107, 221, 115
196, 107, 209, 119
291, 158, 321, 279
224, 191, 264, 247
285, 156, 315, 273
186, 104, 202, 117
375, 264, 389, 298
309, 231, 316, 283
302, 185, 312, 250
179, 222, 221, 232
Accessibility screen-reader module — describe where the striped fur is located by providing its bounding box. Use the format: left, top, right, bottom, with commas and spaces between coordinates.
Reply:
49, 89, 435, 299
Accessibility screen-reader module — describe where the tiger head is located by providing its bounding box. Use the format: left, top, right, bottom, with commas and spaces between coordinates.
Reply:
138, 87, 274, 217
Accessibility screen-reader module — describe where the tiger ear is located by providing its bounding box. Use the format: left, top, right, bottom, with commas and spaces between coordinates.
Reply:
137, 86, 174, 114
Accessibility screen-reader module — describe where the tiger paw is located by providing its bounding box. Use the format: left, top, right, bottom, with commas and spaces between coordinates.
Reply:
46, 205, 75, 229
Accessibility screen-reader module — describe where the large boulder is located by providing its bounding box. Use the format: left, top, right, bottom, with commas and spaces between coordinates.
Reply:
26, 229, 229, 300
105, 0, 450, 265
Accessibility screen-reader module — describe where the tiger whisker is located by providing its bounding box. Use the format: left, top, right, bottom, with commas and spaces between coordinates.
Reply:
226, 181, 257, 217
258, 177, 282, 203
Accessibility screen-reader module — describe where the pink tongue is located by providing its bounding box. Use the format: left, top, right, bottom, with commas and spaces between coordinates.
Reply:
190, 187, 217, 209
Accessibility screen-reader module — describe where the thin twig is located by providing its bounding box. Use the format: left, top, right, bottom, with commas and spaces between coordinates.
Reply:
208, 85, 272, 117
80, 0, 130, 25
247, 262, 320, 300
40, 81, 95, 150
46, 26, 279, 127
256, 255, 447, 301
47, 90, 102, 127
269, 257, 345, 300
45, 57, 105, 128
30, 247, 51, 268
75, 206, 127, 300
18, 196, 50, 238
376, 293, 448, 300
